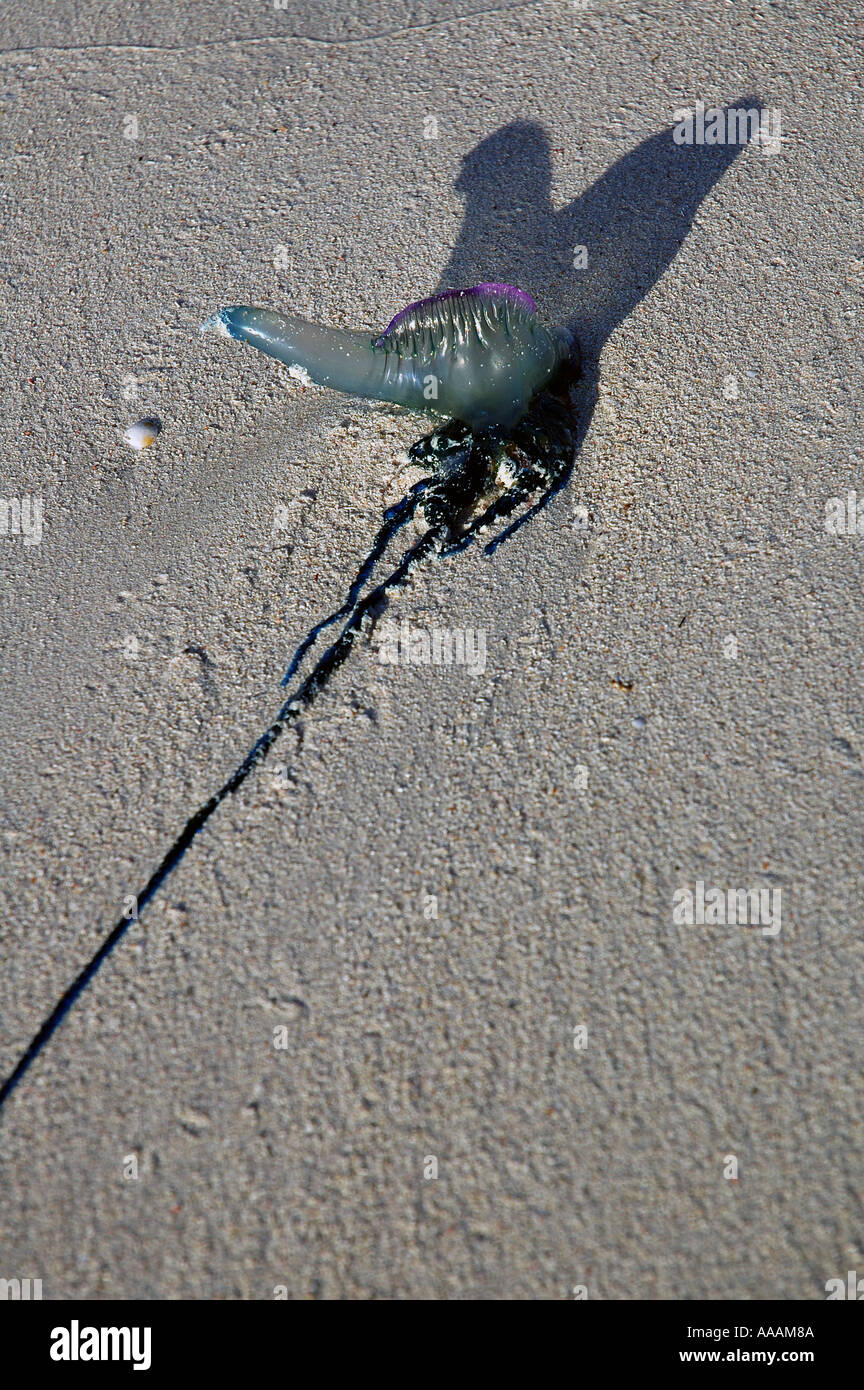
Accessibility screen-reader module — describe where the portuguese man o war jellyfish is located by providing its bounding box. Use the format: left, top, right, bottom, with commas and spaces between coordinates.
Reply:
202, 283, 583, 685
0, 284, 582, 1112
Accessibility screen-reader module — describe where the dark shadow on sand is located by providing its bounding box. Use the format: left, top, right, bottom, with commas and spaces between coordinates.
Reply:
434, 104, 760, 503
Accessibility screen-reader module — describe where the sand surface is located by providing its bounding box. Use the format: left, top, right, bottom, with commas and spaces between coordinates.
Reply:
0, 0, 862, 1298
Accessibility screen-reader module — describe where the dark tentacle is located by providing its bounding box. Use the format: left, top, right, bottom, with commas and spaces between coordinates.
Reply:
0, 389, 576, 1112
281, 419, 482, 686
0, 446, 492, 1112
484, 450, 575, 554
281, 474, 433, 686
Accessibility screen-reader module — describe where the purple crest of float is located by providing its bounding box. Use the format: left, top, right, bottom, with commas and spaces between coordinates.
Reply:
374, 283, 538, 347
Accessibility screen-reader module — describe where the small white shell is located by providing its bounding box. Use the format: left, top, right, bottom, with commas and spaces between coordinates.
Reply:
124, 418, 161, 450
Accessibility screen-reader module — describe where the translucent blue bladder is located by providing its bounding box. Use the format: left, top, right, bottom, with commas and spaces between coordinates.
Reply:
202, 283, 576, 433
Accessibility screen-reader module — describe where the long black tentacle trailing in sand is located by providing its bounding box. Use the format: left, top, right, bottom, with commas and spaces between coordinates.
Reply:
0, 285, 582, 1112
